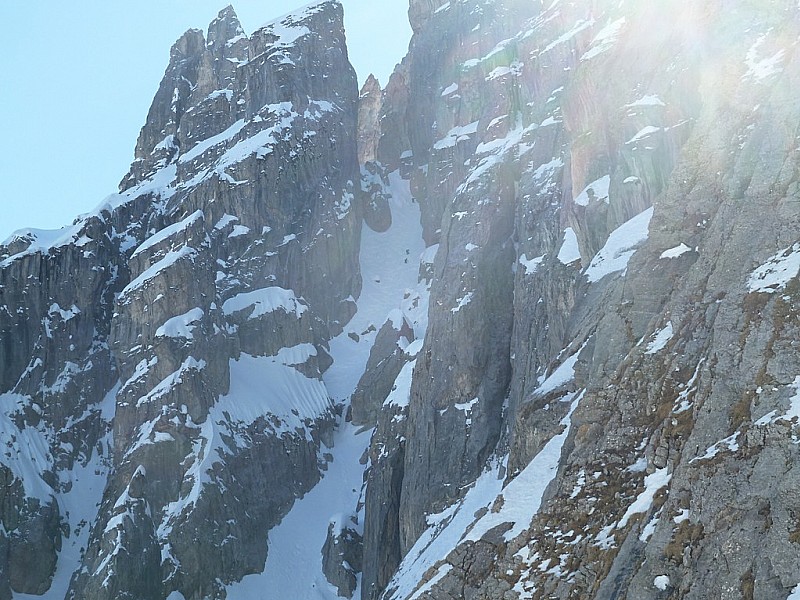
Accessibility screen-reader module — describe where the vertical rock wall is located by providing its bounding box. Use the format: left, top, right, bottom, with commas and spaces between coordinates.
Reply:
358, 0, 800, 599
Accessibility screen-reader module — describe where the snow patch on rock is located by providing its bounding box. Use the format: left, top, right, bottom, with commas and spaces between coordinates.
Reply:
585, 207, 653, 282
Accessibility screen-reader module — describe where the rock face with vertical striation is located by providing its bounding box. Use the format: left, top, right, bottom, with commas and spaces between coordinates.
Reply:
357, 1, 800, 599
4, 0, 800, 599
357, 74, 383, 165
2, 2, 361, 599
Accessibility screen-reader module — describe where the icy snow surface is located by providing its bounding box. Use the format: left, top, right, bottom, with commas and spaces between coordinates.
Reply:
486, 62, 522, 81
179, 121, 247, 164
653, 575, 670, 591
255, 0, 322, 45
533, 342, 587, 397
120, 245, 198, 300
660, 243, 691, 259
464, 124, 539, 193
744, 34, 785, 82
98, 163, 178, 214
0, 224, 93, 268
754, 376, 800, 429
692, 433, 741, 463
433, 121, 480, 150
618, 467, 671, 528
214, 214, 239, 230
585, 207, 653, 282
385, 360, 417, 409
541, 19, 593, 54
747, 243, 800, 293
1, 158, 184, 267
627, 95, 665, 107
645, 321, 674, 354
0, 394, 55, 502
217, 347, 329, 435
133, 357, 206, 410
228, 224, 250, 238
324, 171, 428, 402
519, 253, 545, 275
466, 392, 583, 543
557, 227, 581, 265
573, 175, 610, 206
155, 308, 204, 340
176, 100, 334, 191
226, 171, 427, 599
158, 346, 332, 541
626, 126, 661, 144
779, 376, 800, 424
440, 83, 459, 96
222, 286, 307, 319
451, 291, 474, 313
216, 105, 297, 169
581, 18, 626, 61
670, 509, 689, 526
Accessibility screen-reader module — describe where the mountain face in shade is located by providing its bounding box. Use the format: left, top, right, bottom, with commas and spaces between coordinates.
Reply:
1, 3, 359, 599
3, 0, 800, 599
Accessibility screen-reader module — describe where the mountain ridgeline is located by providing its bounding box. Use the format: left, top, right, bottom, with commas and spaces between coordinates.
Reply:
2, 0, 800, 598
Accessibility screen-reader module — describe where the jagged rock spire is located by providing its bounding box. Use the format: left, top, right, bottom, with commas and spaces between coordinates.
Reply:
357, 74, 383, 164
207, 5, 244, 49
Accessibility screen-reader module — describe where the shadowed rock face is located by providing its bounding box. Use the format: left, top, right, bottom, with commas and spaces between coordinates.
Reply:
4, 0, 800, 599
1, 2, 360, 599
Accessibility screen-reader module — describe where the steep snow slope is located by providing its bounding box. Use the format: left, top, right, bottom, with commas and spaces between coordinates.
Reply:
226, 172, 426, 599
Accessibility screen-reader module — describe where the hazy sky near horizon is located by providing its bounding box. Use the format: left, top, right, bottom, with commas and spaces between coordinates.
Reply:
0, 1, 412, 242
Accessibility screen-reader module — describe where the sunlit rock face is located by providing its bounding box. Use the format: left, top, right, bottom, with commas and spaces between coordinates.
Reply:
360, 0, 800, 599
358, 74, 383, 165
4, 0, 800, 598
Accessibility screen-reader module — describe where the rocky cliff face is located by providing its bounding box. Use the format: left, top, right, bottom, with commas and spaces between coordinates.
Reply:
358, 1, 800, 599
1, 3, 360, 599
3, 0, 800, 599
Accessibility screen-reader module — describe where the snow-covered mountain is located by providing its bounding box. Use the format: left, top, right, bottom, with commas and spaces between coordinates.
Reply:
3, 0, 800, 599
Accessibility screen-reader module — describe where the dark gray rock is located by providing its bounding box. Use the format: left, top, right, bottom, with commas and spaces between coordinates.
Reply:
322, 519, 363, 598
360, 161, 393, 234
374, 59, 411, 175
362, 401, 408, 600
350, 314, 413, 426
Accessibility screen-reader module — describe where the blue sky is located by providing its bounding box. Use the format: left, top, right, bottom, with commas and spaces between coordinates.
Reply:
0, 1, 411, 242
